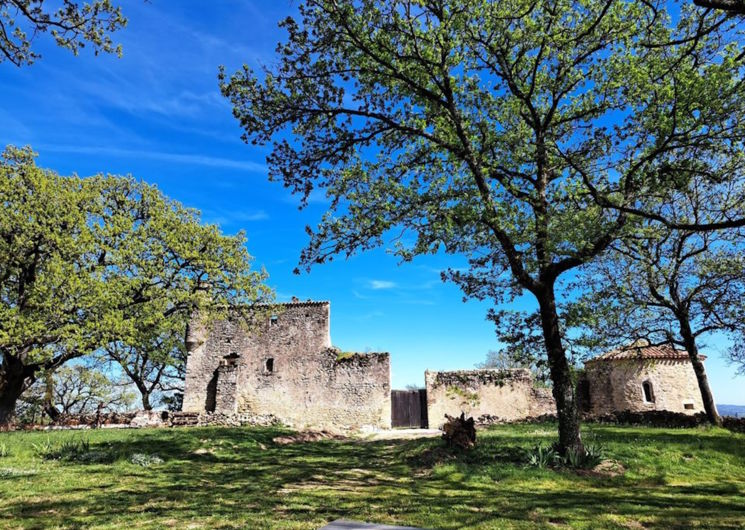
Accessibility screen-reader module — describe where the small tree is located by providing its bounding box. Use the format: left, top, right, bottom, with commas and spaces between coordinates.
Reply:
17, 362, 135, 422
49, 363, 135, 415
477, 311, 554, 385
221, 0, 745, 453
578, 187, 745, 425
0, 0, 127, 67
104, 338, 185, 411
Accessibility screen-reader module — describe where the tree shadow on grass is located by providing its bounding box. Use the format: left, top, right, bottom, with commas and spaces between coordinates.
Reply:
4, 425, 745, 529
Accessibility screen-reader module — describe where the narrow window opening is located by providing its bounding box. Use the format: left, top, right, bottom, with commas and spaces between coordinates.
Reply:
642, 381, 655, 403
684, 402, 695, 410
223, 353, 240, 367
264, 358, 274, 373
270, 315, 278, 326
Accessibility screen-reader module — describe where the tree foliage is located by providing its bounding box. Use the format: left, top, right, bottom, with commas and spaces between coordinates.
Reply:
576, 184, 745, 424
0, 146, 272, 423
0, 0, 126, 67
16, 361, 135, 423
221, 0, 745, 452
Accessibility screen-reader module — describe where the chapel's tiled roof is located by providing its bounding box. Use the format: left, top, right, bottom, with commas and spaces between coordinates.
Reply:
587, 342, 705, 363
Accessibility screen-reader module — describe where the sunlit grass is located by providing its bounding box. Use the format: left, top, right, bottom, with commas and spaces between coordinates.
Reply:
1, 423, 743, 529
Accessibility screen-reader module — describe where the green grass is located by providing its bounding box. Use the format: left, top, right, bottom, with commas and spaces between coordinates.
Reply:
1, 423, 744, 529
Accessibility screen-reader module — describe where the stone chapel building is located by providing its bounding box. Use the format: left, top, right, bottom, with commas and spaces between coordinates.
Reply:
582, 340, 707, 415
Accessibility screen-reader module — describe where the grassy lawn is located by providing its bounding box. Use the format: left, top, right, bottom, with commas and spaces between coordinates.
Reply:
1, 423, 744, 529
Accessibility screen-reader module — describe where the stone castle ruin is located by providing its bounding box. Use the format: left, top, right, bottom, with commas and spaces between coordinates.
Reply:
182, 302, 711, 430
183, 301, 391, 430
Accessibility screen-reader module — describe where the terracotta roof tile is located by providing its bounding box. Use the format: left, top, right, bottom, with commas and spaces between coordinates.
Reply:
587, 343, 705, 363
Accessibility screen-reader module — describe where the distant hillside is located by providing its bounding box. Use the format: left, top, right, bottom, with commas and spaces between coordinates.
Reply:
718, 404, 745, 418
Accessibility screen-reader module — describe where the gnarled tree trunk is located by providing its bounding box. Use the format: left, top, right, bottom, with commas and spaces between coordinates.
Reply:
0, 355, 33, 426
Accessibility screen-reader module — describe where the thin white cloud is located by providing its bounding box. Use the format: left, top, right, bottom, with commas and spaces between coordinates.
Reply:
37, 144, 267, 173
369, 280, 397, 290
282, 188, 330, 205
202, 209, 269, 226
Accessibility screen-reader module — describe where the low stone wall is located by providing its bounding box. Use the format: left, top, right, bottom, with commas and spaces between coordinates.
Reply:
31, 410, 282, 430
425, 369, 556, 428
511, 409, 745, 433
47, 411, 139, 427
169, 411, 281, 428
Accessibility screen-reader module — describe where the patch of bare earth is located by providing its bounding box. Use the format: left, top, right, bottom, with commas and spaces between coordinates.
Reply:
272, 430, 347, 445
576, 459, 626, 478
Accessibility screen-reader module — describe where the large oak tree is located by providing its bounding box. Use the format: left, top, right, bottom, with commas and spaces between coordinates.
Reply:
0, 147, 272, 425
221, 0, 745, 453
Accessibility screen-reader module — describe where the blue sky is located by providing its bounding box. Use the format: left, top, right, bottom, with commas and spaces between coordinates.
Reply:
1, 0, 743, 404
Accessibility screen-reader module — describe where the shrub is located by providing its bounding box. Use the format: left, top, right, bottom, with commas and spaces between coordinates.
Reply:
581, 442, 605, 468
0, 442, 9, 458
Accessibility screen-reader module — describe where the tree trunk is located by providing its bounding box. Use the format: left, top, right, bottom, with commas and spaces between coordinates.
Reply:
0, 356, 30, 426
43, 370, 60, 421
678, 317, 722, 426
537, 284, 584, 455
141, 390, 152, 411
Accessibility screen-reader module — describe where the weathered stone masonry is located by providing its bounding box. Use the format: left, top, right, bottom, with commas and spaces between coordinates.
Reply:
425, 368, 555, 428
183, 301, 391, 430
583, 342, 706, 416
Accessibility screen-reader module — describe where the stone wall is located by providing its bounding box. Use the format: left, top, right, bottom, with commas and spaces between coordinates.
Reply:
424, 369, 555, 428
584, 359, 705, 415
183, 301, 391, 431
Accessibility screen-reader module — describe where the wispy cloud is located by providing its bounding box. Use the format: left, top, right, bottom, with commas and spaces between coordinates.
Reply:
202, 209, 269, 226
37, 144, 267, 173
282, 188, 330, 206
369, 280, 397, 290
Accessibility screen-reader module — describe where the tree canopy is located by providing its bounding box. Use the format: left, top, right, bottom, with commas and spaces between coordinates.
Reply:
0, 0, 126, 67
0, 146, 272, 424
222, 0, 745, 452
577, 181, 745, 424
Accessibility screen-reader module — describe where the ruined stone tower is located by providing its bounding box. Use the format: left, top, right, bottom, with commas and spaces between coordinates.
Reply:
182, 301, 391, 430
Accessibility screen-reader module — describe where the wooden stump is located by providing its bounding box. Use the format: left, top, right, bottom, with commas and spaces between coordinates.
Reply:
442, 412, 476, 449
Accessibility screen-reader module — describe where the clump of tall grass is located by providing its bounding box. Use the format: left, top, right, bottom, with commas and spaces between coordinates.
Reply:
32, 437, 91, 461
526, 441, 605, 470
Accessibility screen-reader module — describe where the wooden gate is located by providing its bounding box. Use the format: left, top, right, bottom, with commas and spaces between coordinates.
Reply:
391, 389, 428, 428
